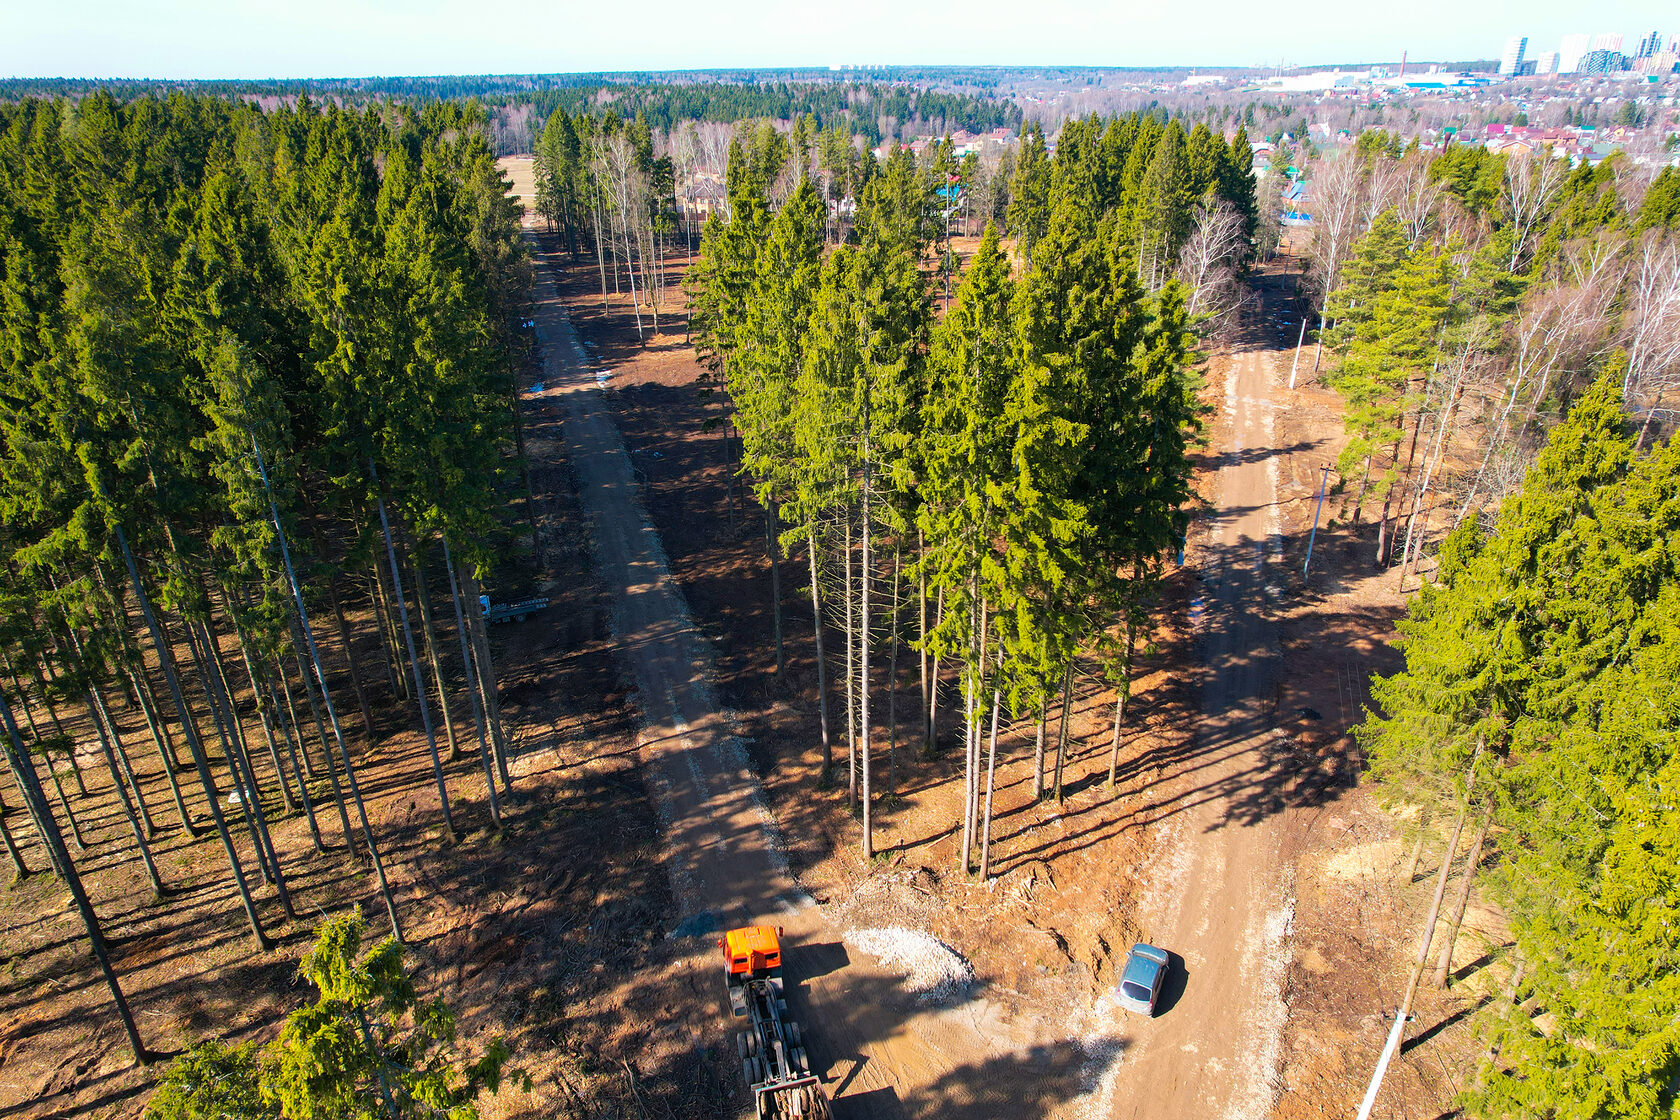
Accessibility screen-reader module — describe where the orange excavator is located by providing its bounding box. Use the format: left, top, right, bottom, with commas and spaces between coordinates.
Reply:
720, 925, 831, 1119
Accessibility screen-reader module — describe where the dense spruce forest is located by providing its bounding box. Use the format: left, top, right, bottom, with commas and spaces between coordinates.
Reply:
1282, 132, 1680, 1108
676, 111, 1259, 870
1362, 378, 1680, 1116
0, 91, 530, 1080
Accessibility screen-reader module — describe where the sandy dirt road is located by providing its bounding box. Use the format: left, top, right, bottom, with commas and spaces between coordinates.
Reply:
1088, 333, 1299, 1120
520, 233, 1113, 1119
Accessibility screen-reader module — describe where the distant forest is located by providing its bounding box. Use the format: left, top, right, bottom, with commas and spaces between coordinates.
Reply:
0, 72, 1025, 152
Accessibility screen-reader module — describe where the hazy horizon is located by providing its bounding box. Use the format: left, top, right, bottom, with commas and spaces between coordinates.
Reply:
1, 0, 1671, 82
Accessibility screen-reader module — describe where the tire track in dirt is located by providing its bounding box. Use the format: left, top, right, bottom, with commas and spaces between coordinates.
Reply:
520, 235, 1109, 1119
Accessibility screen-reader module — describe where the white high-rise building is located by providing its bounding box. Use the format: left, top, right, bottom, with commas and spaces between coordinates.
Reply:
1535, 51, 1560, 75
1590, 32, 1623, 52
1558, 33, 1592, 73
1500, 35, 1529, 76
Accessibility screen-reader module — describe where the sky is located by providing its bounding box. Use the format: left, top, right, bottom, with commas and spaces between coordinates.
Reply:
0, 0, 1673, 80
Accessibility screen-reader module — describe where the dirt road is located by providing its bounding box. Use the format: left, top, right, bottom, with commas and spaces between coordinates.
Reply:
1088, 332, 1299, 1119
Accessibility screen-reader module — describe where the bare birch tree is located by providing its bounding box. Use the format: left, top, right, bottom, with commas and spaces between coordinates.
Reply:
1178, 199, 1250, 339
1306, 154, 1365, 334
1395, 153, 1445, 251
1501, 153, 1566, 273
1457, 239, 1623, 525
1622, 231, 1680, 441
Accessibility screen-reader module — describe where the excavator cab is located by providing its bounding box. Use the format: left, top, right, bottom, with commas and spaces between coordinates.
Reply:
722, 925, 783, 982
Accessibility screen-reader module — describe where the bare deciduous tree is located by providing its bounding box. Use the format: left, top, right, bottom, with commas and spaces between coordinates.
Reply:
1306, 154, 1365, 320
1361, 155, 1405, 232
1178, 199, 1250, 340
1501, 153, 1566, 273
1623, 231, 1680, 443
1456, 236, 1624, 526
1395, 153, 1445, 250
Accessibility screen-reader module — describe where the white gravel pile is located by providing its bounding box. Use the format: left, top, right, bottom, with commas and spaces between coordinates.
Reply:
846, 926, 975, 1001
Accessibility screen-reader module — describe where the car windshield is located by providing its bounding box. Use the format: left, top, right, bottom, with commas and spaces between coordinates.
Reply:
1121, 981, 1152, 1002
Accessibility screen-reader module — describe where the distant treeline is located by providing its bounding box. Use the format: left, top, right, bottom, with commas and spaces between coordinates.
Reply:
0, 74, 1022, 147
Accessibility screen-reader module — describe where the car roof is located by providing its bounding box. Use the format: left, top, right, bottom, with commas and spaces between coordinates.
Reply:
1121, 944, 1167, 986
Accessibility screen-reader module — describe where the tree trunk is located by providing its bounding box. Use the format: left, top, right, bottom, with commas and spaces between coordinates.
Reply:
86, 688, 165, 897
38, 724, 86, 851
115, 528, 271, 952
10, 743, 66, 881
373, 478, 456, 838
976, 598, 991, 859
887, 551, 900, 796
766, 502, 783, 680
928, 587, 945, 755
301, 496, 377, 741
10, 671, 85, 853
1402, 804, 1433, 883
1032, 713, 1046, 800
1375, 440, 1402, 566
1395, 797, 1470, 1021
268, 665, 324, 853
842, 514, 857, 810
128, 663, 196, 835
860, 451, 873, 859
442, 538, 500, 828
979, 686, 1001, 880
460, 567, 511, 792
226, 601, 296, 814
1398, 371, 1467, 590
1432, 795, 1494, 988
1384, 755, 1483, 1071
195, 618, 293, 918
807, 528, 832, 784
1052, 662, 1073, 802
34, 656, 87, 796
90, 682, 157, 838
918, 528, 930, 751
1107, 612, 1138, 787
188, 619, 274, 886
290, 628, 358, 856
960, 652, 975, 875
408, 539, 462, 763
249, 440, 402, 939
591, 195, 610, 307
0, 791, 26, 880
962, 594, 989, 875
369, 564, 404, 701
0, 693, 149, 1064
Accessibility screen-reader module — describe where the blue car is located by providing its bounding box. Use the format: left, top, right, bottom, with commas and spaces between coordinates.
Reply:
1117, 943, 1171, 1015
